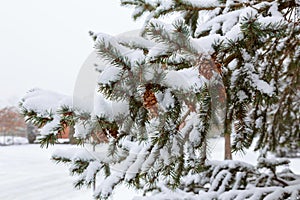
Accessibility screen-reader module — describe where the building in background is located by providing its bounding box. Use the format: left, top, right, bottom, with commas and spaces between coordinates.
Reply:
0, 106, 27, 145
0, 107, 26, 137
0, 106, 76, 145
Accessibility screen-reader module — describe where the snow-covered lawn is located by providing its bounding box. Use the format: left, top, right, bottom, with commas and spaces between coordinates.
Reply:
0, 143, 140, 200
0, 138, 299, 200
0, 144, 91, 200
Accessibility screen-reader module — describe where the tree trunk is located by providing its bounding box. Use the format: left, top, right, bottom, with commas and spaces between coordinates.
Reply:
68, 126, 77, 144
200, 137, 207, 164
224, 112, 232, 160
224, 132, 232, 160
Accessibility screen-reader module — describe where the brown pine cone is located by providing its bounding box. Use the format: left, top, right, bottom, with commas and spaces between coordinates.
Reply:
198, 57, 222, 80
143, 89, 157, 109
91, 130, 109, 143
143, 86, 158, 117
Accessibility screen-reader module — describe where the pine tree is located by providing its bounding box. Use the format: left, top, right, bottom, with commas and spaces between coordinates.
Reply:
121, 0, 300, 159
19, 0, 299, 199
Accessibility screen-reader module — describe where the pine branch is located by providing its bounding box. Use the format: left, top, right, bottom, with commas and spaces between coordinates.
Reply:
95, 38, 132, 71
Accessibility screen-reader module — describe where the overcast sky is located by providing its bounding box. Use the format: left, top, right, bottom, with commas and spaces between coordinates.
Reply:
0, 0, 143, 105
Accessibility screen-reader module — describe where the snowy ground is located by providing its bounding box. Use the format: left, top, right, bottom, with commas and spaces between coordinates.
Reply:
0, 138, 299, 200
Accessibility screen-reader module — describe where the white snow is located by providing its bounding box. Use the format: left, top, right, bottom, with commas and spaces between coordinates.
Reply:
0, 136, 28, 146
252, 73, 274, 96
39, 117, 61, 136
93, 92, 129, 121
190, 34, 221, 54
157, 89, 175, 110
95, 33, 145, 67
147, 43, 170, 59
74, 120, 92, 139
21, 88, 71, 115
257, 2, 284, 25
124, 145, 150, 181
164, 68, 203, 90
0, 144, 139, 200
98, 66, 122, 84
1, 138, 299, 200
0, 145, 92, 200
181, 0, 220, 8
116, 31, 156, 50
237, 90, 247, 101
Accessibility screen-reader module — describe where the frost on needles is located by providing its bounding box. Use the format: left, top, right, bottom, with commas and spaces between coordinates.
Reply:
20, 0, 299, 199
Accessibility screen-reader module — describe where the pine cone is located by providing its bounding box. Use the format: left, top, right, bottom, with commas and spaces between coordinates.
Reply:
198, 57, 226, 104
198, 57, 222, 80
199, 59, 214, 80
92, 130, 109, 143
143, 86, 158, 117
143, 88, 157, 109
109, 128, 118, 139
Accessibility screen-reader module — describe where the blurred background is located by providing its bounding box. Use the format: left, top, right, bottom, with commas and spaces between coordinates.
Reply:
0, 1, 143, 199
0, 0, 143, 106
0, 0, 143, 143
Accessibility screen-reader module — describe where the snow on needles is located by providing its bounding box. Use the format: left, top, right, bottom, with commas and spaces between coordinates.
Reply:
95, 33, 145, 67
164, 68, 203, 90
21, 88, 71, 115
